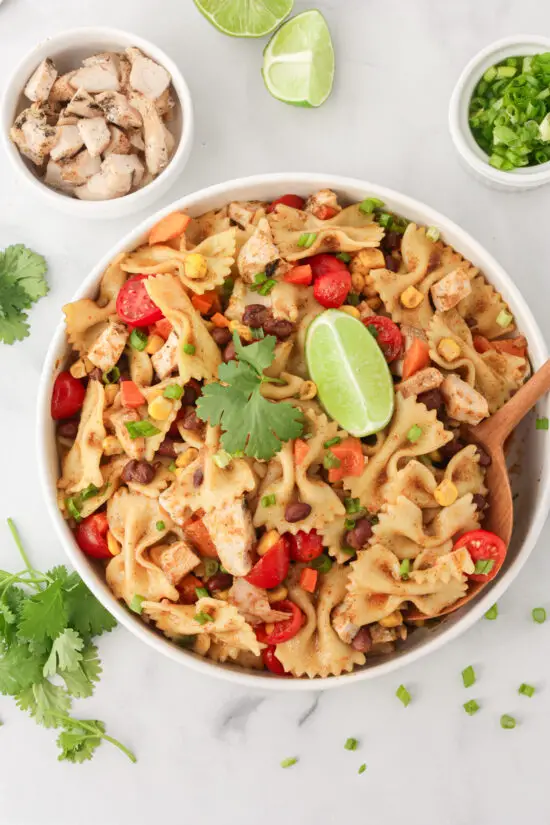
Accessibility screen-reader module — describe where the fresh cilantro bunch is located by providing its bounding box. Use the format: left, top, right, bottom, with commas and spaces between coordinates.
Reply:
0, 519, 135, 764
0, 244, 48, 344
197, 332, 304, 460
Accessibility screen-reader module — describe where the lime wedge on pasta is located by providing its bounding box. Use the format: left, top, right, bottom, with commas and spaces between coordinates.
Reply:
262, 10, 335, 107
306, 310, 395, 436
193, 0, 293, 37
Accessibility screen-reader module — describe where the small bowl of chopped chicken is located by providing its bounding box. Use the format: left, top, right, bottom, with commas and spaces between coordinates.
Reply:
1, 27, 194, 218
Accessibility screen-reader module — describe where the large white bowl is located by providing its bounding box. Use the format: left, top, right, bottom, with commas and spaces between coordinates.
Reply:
37, 173, 550, 691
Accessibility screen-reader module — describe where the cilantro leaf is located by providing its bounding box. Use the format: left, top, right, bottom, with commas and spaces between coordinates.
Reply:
0, 244, 48, 302
57, 719, 106, 763
18, 579, 67, 645
63, 579, 117, 639
16, 680, 71, 728
0, 278, 32, 344
61, 643, 102, 698
43, 628, 84, 677
0, 587, 24, 647
0, 646, 45, 695
232, 332, 277, 373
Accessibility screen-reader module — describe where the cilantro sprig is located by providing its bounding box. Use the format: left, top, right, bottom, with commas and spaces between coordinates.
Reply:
0, 245, 48, 344
0, 519, 135, 764
196, 332, 304, 460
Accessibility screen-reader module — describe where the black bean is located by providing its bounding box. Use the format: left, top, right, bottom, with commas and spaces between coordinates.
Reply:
182, 409, 202, 431
418, 388, 444, 411
57, 419, 79, 439
473, 493, 487, 511
158, 437, 177, 458
344, 518, 373, 550
193, 468, 204, 487
476, 446, 492, 467
211, 327, 232, 348
264, 259, 279, 278
465, 316, 478, 329
181, 383, 199, 406
223, 341, 236, 362
385, 254, 400, 272
121, 459, 156, 485
383, 230, 402, 252
351, 626, 372, 652
439, 435, 465, 462
242, 304, 269, 328
262, 317, 294, 340
208, 572, 233, 592
285, 501, 312, 523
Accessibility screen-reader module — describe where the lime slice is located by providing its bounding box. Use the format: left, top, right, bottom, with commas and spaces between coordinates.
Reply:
194, 0, 293, 37
262, 10, 335, 107
306, 310, 395, 436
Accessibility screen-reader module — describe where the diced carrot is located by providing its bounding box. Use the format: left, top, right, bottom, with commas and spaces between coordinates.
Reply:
284, 264, 313, 286
299, 567, 318, 593
316, 205, 339, 220
328, 437, 364, 483
152, 318, 173, 340
211, 312, 230, 328
294, 438, 310, 465
183, 516, 218, 559
191, 290, 221, 316
473, 335, 492, 354
149, 212, 190, 246
402, 338, 431, 380
489, 336, 527, 358
177, 573, 204, 605
120, 380, 145, 408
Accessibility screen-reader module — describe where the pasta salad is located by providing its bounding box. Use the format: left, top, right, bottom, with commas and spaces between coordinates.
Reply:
52, 189, 530, 678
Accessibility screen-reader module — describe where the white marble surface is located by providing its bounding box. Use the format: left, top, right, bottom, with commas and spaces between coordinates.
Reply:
1, 1, 550, 823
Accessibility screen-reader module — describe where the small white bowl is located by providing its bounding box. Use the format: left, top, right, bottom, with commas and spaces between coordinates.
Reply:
449, 35, 550, 191
0, 27, 194, 219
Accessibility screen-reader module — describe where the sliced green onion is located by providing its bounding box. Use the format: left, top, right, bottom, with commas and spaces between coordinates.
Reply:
310, 554, 332, 574
426, 225, 440, 242
474, 559, 495, 575
324, 437, 342, 449
344, 497, 364, 516
396, 685, 411, 707
258, 279, 277, 296
254, 272, 267, 284
519, 682, 535, 697
204, 559, 219, 577
341, 547, 357, 557
219, 565, 230, 574
323, 451, 341, 470
177, 634, 196, 648
484, 603, 498, 620
163, 383, 183, 400
125, 420, 161, 439
280, 757, 298, 769
129, 594, 145, 614
358, 763, 367, 774
540, 113, 550, 142
347, 292, 360, 306
79, 483, 100, 501
336, 252, 352, 263
367, 324, 379, 339
250, 326, 265, 340
536, 417, 549, 430
483, 66, 497, 82
66, 497, 82, 522
130, 328, 148, 351
156, 520, 165, 531
168, 461, 177, 472
407, 424, 422, 443
102, 366, 120, 384
344, 737, 358, 751
399, 559, 410, 580
462, 665, 476, 688
378, 213, 394, 229
213, 449, 232, 469
497, 65, 516, 78
496, 309, 513, 328
183, 343, 196, 355
359, 197, 384, 214
194, 611, 213, 625
463, 700, 480, 716
261, 494, 277, 508
532, 607, 546, 623
500, 714, 516, 729
195, 587, 209, 599
297, 232, 317, 249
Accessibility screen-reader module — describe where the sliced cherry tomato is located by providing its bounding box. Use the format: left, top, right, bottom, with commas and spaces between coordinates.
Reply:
266, 194, 305, 213
283, 264, 313, 286
261, 645, 289, 676
74, 512, 111, 559
363, 315, 403, 362
315, 205, 339, 220
454, 529, 506, 583
51, 371, 86, 420
306, 253, 348, 280
116, 274, 164, 327
245, 535, 290, 589
256, 600, 304, 645
288, 530, 324, 563
313, 269, 351, 308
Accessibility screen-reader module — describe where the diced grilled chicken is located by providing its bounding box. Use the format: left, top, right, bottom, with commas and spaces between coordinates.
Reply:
397, 367, 444, 399
202, 499, 255, 576
228, 201, 256, 229
126, 47, 171, 100
77, 116, 111, 157
66, 88, 104, 118
441, 374, 489, 425
370, 624, 399, 645
59, 149, 101, 185
87, 321, 129, 371
82, 51, 120, 70
49, 72, 76, 103
151, 331, 178, 379
45, 159, 76, 193
162, 124, 175, 157
111, 409, 145, 460
50, 124, 84, 161
32, 100, 62, 125
127, 129, 145, 152
57, 107, 79, 126
74, 157, 134, 201
96, 90, 142, 129
118, 56, 132, 93
237, 218, 280, 283
304, 188, 341, 218
332, 603, 359, 644
155, 88, 176, 118
149, 540, 199, 585
104, 152, 144, 186
69, 60, 119, 93
24, 58, 58, 103
430, 265, 472, 312
228, 579, 291, 625
129, 94, 169, 175
104, 125, 131, 155
10, 109, 56, 165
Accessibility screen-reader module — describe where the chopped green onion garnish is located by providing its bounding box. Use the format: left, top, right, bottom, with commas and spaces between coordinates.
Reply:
168, 461, 177, 472
177, 635, 196, 648
497, 65, 516, 78
310, 554, 332, 574
66, 497, 82, 522
496, 309, 513, 328
347, 292, 360, 306
254, 272, 267, 284
500, 714, 516, 729
396, 685, 411, 707
536, 417, 549, 430
358, 763, 367, 774
219, 565, 230, 574
125, 420, 161, 439
102, 366, 120, 384
212, 450, 232, 469
79, 483, 100, 501
156, 520, 165, 531
344, 738, 358, 751
261, 494, 276, 508
183, 343, 196, 355
324, 437, 342, 449
463, 700, 480, 716
163, 383, 183, 400
204, 559, 219, 577
250, 326, 265, 340
280, 757, 298, 769
194, 611, 213, 625
323, 451, 341, 470
336, 252, 352, 263
341, 547, 357, 557
258, 279, 277, 296
462, 665, 476, 688
297, 232, 317, 249
532, 607, 546, 623
519, 682, 535, 697
474, 559, 495, 575
130, 328, 148, 351
344, 518, 356, 530
129, 594, 145, 614
399, 559, 410, 580
195, 587, 209, 599
359, 197, 384, 214
378, 213, 393, 229
407, 424, 422, 443
483, 66, 497, 82
367, 324, 379, 339
426, 226, 440, 242
484, 603, 498, 620
344, 497, 362, 514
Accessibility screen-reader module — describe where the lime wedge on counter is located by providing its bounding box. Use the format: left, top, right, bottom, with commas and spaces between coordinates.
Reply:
305, 310, 394, 436
194, 0, 293, 37
262, 10, 335, 107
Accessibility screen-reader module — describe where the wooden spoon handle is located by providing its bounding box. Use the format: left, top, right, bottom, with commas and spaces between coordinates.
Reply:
474, 358, 550, 447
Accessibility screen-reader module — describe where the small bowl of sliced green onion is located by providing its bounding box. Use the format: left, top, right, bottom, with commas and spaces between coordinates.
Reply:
449, 35, 550, 190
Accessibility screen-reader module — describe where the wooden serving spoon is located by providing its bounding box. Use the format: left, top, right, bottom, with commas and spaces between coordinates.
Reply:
408, 359, 550, 620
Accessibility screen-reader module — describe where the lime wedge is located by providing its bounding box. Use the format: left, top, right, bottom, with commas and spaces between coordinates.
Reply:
262, 10, 335, 107
306, 310, 395, 436
194, 0, 293, 37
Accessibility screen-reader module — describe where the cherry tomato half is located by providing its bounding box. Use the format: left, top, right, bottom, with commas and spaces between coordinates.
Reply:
313, 269, 351, 309
261, 645, 289, 676
245, 535, 290, 589
74, 512, 111, 559
288, 530, 324, 563
116, 274, 164, 327
306, 253, 348, 281
51, 371, 86, 420
256, 600, 304, 645
363, 315, 403, 362
266, 194, 305, 213
454, 529, 506, 583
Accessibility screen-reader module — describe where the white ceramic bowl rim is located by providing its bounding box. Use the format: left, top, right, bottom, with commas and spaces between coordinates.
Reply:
449, 34, 550, 186
37, 172, 550, 691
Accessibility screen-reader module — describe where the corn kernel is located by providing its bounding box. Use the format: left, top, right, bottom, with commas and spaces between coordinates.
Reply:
351, 273, 365, 293
437, 337, 461, 362
104, 383, 118, 406
229, 319, 252, 342
216, 589, 230, 601
145, 334, 165, 355
299, 380, 317, 400
339, 305, 360, 319
257, 529, 280, 556
107, 531, 121, 556
102, 435, 123, 456
434, 478, 458, 507
428, 449, 442, 463
264, 623, 275, 635
379, 610, 403, 628
175, 447, 199, 468
267, 585, 288, 602
366, 297, 382, 310
184, 253, 208, 280
400, 286, 424, 309
148, 396, 173, 421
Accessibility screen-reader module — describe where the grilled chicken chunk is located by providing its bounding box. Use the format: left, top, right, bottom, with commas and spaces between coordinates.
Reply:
24, 58, 58, 103
202, 499, 255, 577
126, 47, 171, 100
77, 116, 111, 157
